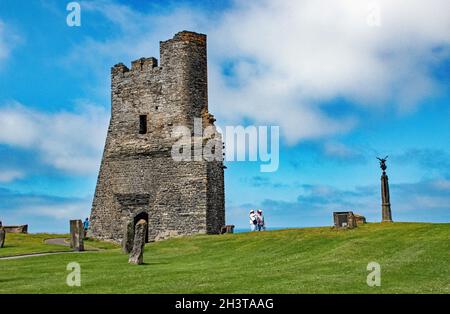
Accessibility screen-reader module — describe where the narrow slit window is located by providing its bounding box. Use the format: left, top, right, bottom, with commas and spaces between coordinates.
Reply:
139, 114, 147, 134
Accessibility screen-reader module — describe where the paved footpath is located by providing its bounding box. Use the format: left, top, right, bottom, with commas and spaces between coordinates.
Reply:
44, 238, 70, 246
0, 251, 90, 260
0, 238, 98, 260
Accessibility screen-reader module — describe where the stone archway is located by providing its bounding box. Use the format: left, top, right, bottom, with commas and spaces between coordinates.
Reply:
133, 211, 149, 243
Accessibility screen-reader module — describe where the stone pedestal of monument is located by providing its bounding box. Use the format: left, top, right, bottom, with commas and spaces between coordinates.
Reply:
381, 172, 393, 222
70, 220, 85, 251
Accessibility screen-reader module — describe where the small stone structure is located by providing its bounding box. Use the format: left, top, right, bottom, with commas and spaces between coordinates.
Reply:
89, 31, 225, 244
220, 225, 235, 234
354, 214, 367, 225
2, 224, 28, 234
129, 219, 147, 265
333, 211, 357, 229
0, 228, 5, 248
70, 220, 84, 251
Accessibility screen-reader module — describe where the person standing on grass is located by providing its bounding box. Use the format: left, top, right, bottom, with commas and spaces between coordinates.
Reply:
256, 210, 265, 231
83, 217, 89, 237
249, 210, 257, 231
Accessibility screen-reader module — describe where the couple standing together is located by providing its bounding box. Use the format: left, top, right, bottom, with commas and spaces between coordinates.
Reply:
249, 209, 265, 231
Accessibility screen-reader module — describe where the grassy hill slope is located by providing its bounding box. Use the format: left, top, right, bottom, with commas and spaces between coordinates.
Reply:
0, 223, 449, 293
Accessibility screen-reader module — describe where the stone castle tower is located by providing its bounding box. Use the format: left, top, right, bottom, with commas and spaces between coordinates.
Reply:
89, 31, 225, 243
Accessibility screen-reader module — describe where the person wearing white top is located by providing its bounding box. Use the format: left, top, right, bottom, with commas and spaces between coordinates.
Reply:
249, 210, 257, 231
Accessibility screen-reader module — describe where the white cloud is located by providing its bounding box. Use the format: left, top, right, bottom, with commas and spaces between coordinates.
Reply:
0, 20, 10, 61
64, 0, 450, 145
20, 200, 91, 220
66, 2, 204, 67
0, 19, 20, 65
323, 142, 355, 158
322, 142, 368, 162
0, 170, 24, 183
208, 0, 450, 142
432, 179, 450, 191
0, 102, 109, 175
0, 188, 92, 232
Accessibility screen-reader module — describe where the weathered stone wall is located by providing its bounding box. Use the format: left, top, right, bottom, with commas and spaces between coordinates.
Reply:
206, 161, 225, 233
333, 211, 357, 229
89, 31, 225, 243
2, 225, 28, 234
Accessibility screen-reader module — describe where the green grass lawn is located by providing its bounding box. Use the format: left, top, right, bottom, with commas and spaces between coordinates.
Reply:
0, 233, 73, 257
0, 233, 118, 258
0, 223, 449, 293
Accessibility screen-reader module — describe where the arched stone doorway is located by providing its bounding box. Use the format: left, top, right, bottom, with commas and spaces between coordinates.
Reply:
133, 211, 149, 243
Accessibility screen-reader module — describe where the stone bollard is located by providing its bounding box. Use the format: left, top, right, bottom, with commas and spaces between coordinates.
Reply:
122, 219, 135, 254
0, 228, 5, 248
70, 220, 85, 251
220, 225, 235, 234
128, 219, 147, 265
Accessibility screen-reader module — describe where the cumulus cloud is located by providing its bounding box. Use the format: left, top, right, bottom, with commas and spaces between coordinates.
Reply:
0, 20, 10, 61
394, 148, 450, 171
64, 1, 205, 71
0, 101, 109, 175
209, 0, 450, 142
0, 187, 91, 232
64, 0, 450, 145
0, 19, 20, 65
244, 175, 289, 189
322, 142, 367, 162
0, 170, 24, 183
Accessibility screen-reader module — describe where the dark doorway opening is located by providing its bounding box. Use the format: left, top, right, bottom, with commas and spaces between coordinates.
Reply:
134, 212, 149, 243
337, 214, 348, 227
139, 114, 147, 134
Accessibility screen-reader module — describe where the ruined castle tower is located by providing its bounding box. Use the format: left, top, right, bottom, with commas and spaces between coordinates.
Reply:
89, 31, 225, 243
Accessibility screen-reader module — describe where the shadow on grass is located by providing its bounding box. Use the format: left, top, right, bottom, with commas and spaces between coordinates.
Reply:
130, 261, 170, 266
0, 244, 20, 249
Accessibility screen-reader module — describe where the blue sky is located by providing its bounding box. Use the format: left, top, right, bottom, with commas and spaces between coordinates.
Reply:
0, 0, 449, 232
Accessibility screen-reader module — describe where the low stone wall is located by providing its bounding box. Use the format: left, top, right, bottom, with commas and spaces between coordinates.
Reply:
354, 214, 367, 225
220, 225, 235, 234
2, 225, 28, 234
